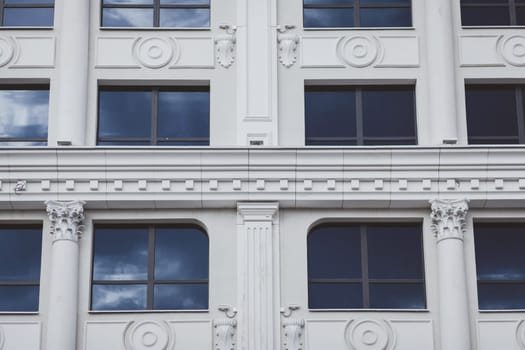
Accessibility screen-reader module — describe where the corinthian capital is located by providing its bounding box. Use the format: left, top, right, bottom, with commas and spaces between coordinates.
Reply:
430, 199, 469, 242
46, 200, 85, 242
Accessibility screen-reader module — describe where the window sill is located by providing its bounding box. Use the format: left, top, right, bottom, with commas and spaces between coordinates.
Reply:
303, 26, 415, 31
0, 312, 39, 315
99, 27, 211, 31
0, 26, 53, 30
479, 309, 525, 313
462, 25, 525, 30
309, 308, 429, 313
89, 309, 209, 314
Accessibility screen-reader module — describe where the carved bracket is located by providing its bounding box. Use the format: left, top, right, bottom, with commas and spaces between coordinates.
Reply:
215, 24, 237, 68
277, 25, 299, 68
46, 200, 85, 242
283, 319, 305, 350
214, 319, 237, 350
430, 199, 469, 242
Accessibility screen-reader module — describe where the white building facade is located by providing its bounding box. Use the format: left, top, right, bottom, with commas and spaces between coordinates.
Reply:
0, 0, 525, 349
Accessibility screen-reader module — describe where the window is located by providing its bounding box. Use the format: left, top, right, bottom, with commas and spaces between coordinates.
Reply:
0, 226, 42, 312
97, 86, 209, 146
305, 85, 417, 145
474, 223, 525, 310
303, 0, 412, 28
465, 85, 525, 144
1, 0, 54, 27
0, 86, 49, 146
91, 225, 209, 311
461, 0, 525, 26
101, 0, 210, 28
307, 223, 425, 309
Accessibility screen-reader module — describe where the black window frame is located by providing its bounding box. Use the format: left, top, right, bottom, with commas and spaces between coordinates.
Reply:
305, 85, 418, 146
0, 85, 50, 146
303, 0, 412, 28
100, 0, 211, 28
90, 224, 209, 311
0, 0, 54, 27
0, 224, 43, 313
460, 0, 525, 26
97, 85, 210, 146
307, 222, 426, 310
465, 84, 525, 144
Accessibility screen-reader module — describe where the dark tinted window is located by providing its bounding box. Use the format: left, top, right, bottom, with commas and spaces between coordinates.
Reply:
0, 87, 49, 146
460, 0, 525, 25
303, 0, 411, 28
307, 223, 425, 309
91, 225, 208, 311
1, 0, 54, 26
0, 226, 42, 312
98, 87, 209, 146
465, 85, 525, 144
475, 223, 525, 310
305, 86, 416, 146
101, 0, 210, 27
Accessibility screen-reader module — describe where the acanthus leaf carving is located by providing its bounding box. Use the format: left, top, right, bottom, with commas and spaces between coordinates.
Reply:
430, 199, 469, 242
215, 24, 237, 68
214, 319, 237, 350
46, 200, 85, 243
277, 25, 299, 68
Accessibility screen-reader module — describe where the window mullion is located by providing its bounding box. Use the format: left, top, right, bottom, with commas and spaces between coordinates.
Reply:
151, 89, 158, 145
360, 225, 370, 308
355, 0, 360, 27
0, 0, 4, 26
516, 87, 525, 143
147, 226, 156, 310
154, 0, 160, 27
356, 89, 364, 145
509, 0, 517, 25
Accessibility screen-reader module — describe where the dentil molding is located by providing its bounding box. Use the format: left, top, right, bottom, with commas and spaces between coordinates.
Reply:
277, 25, 299, 68
123, 320, 174, 350
46, 200, 85, 242
430, 199, 469, 242
215, 24, 237, 68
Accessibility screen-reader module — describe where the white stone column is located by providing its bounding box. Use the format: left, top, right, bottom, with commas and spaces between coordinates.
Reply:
53, 0, 89, 145
237, 202, 280, 350
424, 0, 459, 145
45, 200, 85, 350
430, 199, 472, 350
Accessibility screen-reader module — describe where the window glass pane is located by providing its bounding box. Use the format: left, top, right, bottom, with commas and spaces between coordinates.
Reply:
466, 86, 518, 143
3, 8, 53, 26
154, 284, 208, 310
518, 7, 525, 25
0, 227, 41, 282
102, 8, 153, 27
478, 283, 525, 310
360, 8, 411, 27
154, 226, 208, 280
93, 227, 149, 281
0, 90, 48, 141
157, 91, 209, 141
305, 89, 357, 144
308, 225, 361, 279
0, 286, 39, 312
369, 283, 425, 309
309, 283, 362, 309
98, 91, 151, 140
304, 8, 354, 27
159, 8, 209, 27
92, 284, 147, 310
367, 224, 423, 279
461, 7, 510, 26
362, 87, 415, 140
475, 224, 525, 281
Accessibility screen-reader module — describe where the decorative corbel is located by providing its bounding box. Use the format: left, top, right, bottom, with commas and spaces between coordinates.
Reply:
215, 305, 238, 350
281, 305, 305, 350
277, 25, 299, 68
215, 24, 237, 68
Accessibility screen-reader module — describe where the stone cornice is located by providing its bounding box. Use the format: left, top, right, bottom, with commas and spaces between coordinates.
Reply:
0, 147, 524, 209
46, 200, 85, 243
430, 199, 469, 242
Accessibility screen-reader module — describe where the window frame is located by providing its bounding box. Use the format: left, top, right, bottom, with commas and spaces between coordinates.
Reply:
307, 222, 426, 310
0, 0, 54, 27
96, 85, 210, 146
302, 0, 412, 29
90, 224, 209, 312
304, 85, 418, 146
100, 0, 211, 28
460, 0, 525, 26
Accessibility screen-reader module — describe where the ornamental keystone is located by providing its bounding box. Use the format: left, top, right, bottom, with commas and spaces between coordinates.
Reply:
430, 199, 469, 242
46, 200, 85, 242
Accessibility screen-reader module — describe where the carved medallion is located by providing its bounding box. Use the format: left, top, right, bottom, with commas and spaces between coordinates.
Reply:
338, 35, 380, 68
517, 320, 525, 350
501, 35, 525, 67
134, 37, 175, 69
0, 36, 14, 68
123, 320, 174, 350
345, 319, 395, 350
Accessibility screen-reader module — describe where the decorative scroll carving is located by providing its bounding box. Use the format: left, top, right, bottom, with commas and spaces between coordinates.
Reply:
345, 319, 395, 350
283, 319, 305, 350
218, 304, 238, 319
500, 35, 525, 67
517, 320, 525, 350
46, 200, 85, 242
0, 36, 14, 67
133, 37, 176, 69
430, 199, 469, 242
14, 180, 26, 194
215, 25, 237, 68
338, 35, 380, 68
123, 320, 174, 350
214, 319, 237, 350
277, 25, 299, 68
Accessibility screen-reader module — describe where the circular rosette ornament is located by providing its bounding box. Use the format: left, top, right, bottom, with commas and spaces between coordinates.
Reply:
134, 37, 175, 68
338, 35, 380, 68
345, 319, 395, 350
501, 35, 525, 66
123, 320, 174, 350
0, 36, 15, 67
517, 320, 525, 349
